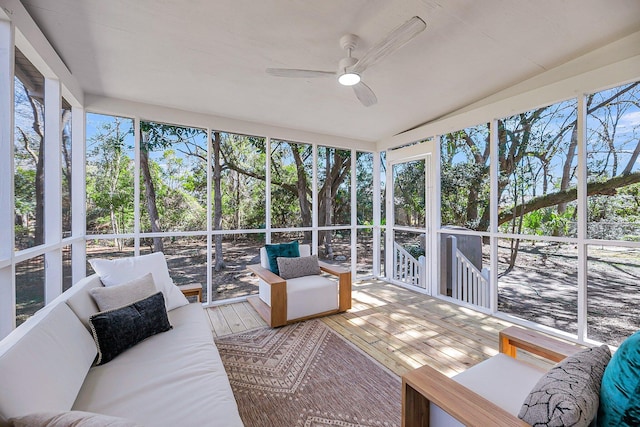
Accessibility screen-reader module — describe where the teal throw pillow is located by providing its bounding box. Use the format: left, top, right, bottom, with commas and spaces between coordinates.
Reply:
598, 331, 640, 426
265, 241, 300, 276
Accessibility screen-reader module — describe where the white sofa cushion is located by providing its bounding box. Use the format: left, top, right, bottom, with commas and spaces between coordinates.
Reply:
89, 292, 173, 365
89, 252, 188, 311
258, 273, 339, 321
429, 354, 547, 426
73, 303, 243, 427
0, 303, 97, 423
286, 275, 338, 320
89, 273, 156, 311
65, 275, 104, 331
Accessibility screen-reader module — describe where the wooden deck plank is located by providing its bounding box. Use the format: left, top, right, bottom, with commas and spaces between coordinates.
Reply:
218, 304, 246, 333
207, 306, 232, 337
205, 280, 565, 376
233, 301, 266, 330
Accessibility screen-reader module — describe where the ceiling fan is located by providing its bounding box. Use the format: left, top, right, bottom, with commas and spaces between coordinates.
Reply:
266, 16, 426, 107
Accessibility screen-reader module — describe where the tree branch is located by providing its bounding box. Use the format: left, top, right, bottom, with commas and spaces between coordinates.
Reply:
498, 171, 640, 225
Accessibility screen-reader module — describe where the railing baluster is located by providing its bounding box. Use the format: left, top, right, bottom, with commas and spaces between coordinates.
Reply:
451, 247, 490, 308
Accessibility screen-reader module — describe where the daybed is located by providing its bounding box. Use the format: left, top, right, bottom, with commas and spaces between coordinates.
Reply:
0, 252, 243, 427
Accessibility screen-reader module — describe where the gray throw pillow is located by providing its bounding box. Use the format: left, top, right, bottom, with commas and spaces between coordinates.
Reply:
9, 410, 142, 426
89, 273, 156, 311
89, 292, 172, 365
277, 254, 321, 279
518, 344, 611, 426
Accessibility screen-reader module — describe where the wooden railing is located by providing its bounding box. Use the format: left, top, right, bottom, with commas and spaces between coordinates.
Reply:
393, 242, 425, 289
448, 236, 490, 308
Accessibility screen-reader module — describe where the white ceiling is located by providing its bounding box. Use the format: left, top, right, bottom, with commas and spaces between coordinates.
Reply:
20, 0, 640, 143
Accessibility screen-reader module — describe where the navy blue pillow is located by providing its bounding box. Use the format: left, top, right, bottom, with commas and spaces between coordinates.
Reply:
265, 241, 300, 276
89, 292, 172, 365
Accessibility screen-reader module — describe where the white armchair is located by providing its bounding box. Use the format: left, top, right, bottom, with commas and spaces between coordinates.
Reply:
247, 244, 351, 327
402, 326, 586, 426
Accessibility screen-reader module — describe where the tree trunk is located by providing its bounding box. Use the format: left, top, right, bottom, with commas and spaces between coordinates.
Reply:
23, 90, 45, 246
139, 136, 163, 253
290, 143, 312, 242
324, 151, 333, 259
212, 132, 225, 272
61, 109, 72, 232
557, 126, 578, 216
234, 171, 240, 230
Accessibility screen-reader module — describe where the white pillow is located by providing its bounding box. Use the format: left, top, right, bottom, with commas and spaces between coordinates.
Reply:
89, 273, 157, 311
89, 252, 188, 311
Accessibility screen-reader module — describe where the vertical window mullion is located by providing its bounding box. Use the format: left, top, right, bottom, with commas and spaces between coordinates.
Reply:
206, 128, 212, 305
489, 119, 499, 314
350, 148, 357, 278
43, 77, 62, 304
576, 95, 588, 342
265, 137, 272, 244
312, 143, 318, 253
0, 20, 16, 338
133, 117, 141, 255
372, 151, 381, 277
71, 105, 86, 284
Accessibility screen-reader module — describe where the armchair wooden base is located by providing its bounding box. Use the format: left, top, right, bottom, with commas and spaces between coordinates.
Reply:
247, 261, 352, 328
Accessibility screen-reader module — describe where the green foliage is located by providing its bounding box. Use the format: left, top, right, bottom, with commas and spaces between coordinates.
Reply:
14, 167, 36, 218
393, 160, 426, 227
356, 152, 374, 225
86, 118, 135, 234
440, 125, 490, 230
407, 245, 425, 259
517, 206, 576, 236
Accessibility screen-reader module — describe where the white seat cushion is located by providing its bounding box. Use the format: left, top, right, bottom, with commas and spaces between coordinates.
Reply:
73, 303, 243, 427
258, 274, 339, 321
429, 354, 547, 426
286, 275, 338, 320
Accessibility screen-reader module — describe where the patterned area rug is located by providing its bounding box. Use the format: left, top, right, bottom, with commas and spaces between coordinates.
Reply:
215, 319, 401, 427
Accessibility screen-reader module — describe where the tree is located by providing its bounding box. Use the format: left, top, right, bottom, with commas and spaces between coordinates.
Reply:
441, 82, 640, 237
86, 118, 134, 249
139, 122, 207, 252
14, 79, 45, 247
212, 132, 224, 271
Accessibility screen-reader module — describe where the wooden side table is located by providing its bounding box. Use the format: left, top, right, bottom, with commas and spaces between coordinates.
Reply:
178, 283, 202, 302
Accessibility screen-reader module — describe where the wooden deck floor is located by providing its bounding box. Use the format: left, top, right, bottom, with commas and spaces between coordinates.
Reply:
205, 279, 556, 377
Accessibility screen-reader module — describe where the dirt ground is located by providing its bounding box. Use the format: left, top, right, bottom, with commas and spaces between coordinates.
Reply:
496, 241, 640, 346
15, 237, 639, 346
83, 235, 369, 301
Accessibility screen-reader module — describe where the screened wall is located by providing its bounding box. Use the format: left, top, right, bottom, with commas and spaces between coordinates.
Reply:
1, 12, 639, 346
435, 82, 640, 346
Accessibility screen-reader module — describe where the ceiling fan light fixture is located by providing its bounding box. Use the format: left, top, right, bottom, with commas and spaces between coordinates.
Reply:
338, 72, 360, 86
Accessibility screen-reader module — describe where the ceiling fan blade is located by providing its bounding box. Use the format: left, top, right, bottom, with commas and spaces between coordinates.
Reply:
353, 81, 377, 107
352, 16, 426, 74
266, 68, 335, 78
